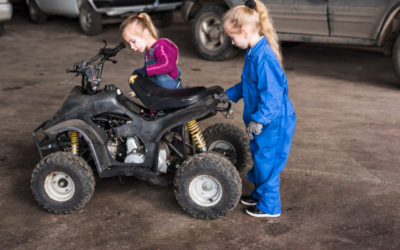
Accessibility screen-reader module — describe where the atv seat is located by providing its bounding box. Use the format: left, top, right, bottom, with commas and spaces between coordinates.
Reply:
131, 76, 208, 111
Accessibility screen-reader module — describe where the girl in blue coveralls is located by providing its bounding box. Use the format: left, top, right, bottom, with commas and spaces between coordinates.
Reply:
220, 0, 296, 218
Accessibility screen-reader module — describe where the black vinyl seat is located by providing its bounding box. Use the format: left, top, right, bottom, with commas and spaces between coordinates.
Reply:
131, 76, 207, 111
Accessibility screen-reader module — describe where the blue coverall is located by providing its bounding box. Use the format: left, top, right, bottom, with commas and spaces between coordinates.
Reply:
226, 36, 296, 215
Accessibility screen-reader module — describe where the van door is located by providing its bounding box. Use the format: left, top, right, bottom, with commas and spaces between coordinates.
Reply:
264, 0, 329, 36
328, 0, 391, 39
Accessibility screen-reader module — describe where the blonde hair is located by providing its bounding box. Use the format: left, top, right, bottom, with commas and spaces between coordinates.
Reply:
120, 13, 159, 40
223, 0, 282, 66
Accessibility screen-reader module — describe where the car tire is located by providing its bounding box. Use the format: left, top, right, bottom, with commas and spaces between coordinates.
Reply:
79, 2, 102, 36
203, 123, 250, 172
174, 152, 242, 220
28, 0, 48, 24
193, 5, 237, 61
31, 152, 95, 214
152, 11, 174, 29
0, 23, 4, 36
392, 35, 400, 80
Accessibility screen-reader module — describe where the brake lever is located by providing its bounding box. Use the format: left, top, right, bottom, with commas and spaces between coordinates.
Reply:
224, 102, 233, 119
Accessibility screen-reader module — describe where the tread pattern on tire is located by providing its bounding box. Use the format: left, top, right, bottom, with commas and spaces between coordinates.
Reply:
203, 123, 251, 172
174, 152, 242, 220
31, 151, 95, 214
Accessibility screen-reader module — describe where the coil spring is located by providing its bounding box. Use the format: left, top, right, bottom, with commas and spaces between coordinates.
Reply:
70, 130, 79, 155
186, 120, 207, 152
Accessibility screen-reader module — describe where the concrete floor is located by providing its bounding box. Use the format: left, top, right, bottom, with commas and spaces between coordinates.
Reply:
1, 11, 400, 250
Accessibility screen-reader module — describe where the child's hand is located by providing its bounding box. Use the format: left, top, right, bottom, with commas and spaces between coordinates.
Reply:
247, 121, 263, 140
129, 75, 138, 84
214, 93, 230, 102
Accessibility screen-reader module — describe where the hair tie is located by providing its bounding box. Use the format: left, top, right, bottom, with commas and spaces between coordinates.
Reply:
138, 13, 143, 19
245, 0, 256, 10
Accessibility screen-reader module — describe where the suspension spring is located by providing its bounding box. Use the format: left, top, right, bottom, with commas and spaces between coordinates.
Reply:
186, 120, 207, 152
70, 130, 79, 155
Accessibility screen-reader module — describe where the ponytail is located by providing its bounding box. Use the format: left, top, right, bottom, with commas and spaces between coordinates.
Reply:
223, 0, 283, 67
120, 13, 159, 40
255, 1, 282, 67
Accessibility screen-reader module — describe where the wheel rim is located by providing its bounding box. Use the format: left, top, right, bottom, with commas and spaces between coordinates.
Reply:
198, 16, 226, 52
188, 175, 222, 207
44, 171, 75, 202
80, 9, 93, 31
208, 140, 237, 165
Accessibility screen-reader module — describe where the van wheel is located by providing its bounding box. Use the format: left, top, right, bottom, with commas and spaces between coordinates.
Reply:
392, 35, 400, 80
79, 2, 102, 36
28, 0, 48, 24
193, 5, 237, 60
174, 152, 241, 220
152, 11, 174, 28
31, 152, 95, 214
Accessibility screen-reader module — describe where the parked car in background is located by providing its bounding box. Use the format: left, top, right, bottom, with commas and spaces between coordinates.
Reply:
26, 0, 184, 35
182, 0, 400, 80
0, 0, 12, 35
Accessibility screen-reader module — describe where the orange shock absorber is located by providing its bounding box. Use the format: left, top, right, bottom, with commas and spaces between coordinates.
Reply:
70, 130, 79, 155
186, 120, 207, 152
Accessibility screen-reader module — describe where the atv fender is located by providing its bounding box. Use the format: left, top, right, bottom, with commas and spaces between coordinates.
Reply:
43, 119, 111, 174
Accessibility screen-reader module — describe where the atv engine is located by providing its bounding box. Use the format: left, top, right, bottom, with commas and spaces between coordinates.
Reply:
93, 113, 170, 173
106, 137, 169, 173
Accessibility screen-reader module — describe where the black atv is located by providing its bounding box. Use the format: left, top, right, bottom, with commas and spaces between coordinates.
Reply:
31, 42, 250, 220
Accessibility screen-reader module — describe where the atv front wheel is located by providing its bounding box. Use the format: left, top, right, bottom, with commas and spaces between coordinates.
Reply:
174, 152, 241, 220
31, 152, 95, 214
203, 123, 250, 172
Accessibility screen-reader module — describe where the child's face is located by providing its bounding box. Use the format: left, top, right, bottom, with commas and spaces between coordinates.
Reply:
227, 32, 249, 49
223, 23, 250, 49
122, 23, 148, 53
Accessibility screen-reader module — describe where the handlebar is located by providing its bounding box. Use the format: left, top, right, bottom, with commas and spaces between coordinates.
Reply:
99, 42, 126, 59
65, 41, 125, 94
66, 41, 125, 74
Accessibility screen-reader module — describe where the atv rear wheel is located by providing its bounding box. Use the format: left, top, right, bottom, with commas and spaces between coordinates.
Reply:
31, 152, 95, 214
174, 152, 241, 220
203, 123, 250, 172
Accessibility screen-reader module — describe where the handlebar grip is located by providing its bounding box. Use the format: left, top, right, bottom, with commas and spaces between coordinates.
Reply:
112, 42, 126, 55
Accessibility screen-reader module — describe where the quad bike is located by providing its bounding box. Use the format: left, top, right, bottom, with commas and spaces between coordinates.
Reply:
31, 42, 250, 220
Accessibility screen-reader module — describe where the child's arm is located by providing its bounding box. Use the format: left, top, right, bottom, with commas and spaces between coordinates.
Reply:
226, 81, 243, 102
251, 57, 284, 125
146, 45, 177, 78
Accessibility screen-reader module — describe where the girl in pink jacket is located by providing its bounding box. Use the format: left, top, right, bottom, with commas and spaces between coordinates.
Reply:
121, 13, 182, 89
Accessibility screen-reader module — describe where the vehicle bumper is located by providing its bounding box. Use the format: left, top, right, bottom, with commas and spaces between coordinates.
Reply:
0, 3, 12, 22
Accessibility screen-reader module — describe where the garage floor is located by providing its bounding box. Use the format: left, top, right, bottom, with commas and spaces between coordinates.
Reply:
1, 11, 400, 249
